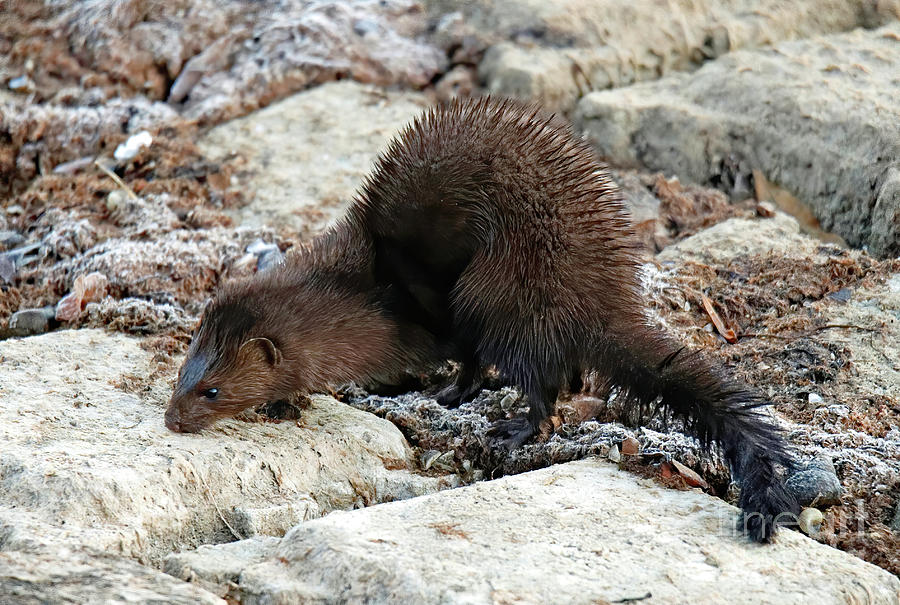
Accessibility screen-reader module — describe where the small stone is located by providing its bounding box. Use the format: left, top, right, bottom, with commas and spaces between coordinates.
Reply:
8, 75, 35, 92
0, 230, 25, 249
429, 451, 456, 473
55, 293, 82, 322
890, 501, 900, 532
608, 444, 621, 463
77, 272, 109, 304
785, 466, 843, 507
106, 190, 129, 212
353, 18, 379, 37
8, 307, 56, 336
804, 456, 838, 476
0, 254, 14, 284
668, 460, 709, 490
435, 65, 476, 103
808, 393, 824, 405
56, 272, 110, 322
499, 392, 519, 410
827, 288, 851, 303
422, 450, 442, 471
621, 437, 640, 456
755, 201, 776, 218
798, 507, 824, 536
245, 239, 284, 272
257, 249, 284, 272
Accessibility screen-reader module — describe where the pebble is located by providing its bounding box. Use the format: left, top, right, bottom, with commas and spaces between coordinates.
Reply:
8, 307, 56, 337
827, 288, 851, 303
891, 501, 900, 532
785, 458, 843, 507
421, 450, 442, 470
8, 75, 35, 93
105, 190, 129, 212
257, 248, 284, 272
246, 239, 284, 272
807, 392, 824, 405
353, 18, 380, 37
0, 231, 25, 249
498, 392, 519, 411
608, 444, 621, 463
666, 460, 709, 490
620, 437, 640, 456
55, 272, 109, 322
755, 201, 776, 218
798, 507, 824, 536
0, 255, 14, 283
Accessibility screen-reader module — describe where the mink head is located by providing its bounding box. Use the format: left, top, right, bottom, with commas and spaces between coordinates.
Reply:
165, 300, 286, 433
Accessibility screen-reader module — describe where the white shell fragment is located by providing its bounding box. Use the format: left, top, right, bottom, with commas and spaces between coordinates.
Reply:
114, 130, 153, 162
798, 508, 824, 536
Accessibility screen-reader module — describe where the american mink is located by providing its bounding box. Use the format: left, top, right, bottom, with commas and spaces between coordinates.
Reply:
165, 97, 800, 541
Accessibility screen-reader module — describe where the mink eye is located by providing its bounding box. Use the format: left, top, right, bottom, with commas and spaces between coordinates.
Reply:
201, 388, 219, 400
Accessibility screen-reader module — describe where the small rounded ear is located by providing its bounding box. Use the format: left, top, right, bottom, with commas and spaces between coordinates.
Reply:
240, 337, 283, 366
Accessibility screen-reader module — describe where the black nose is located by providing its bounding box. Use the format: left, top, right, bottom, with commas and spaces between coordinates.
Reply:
164, 406, 182, 432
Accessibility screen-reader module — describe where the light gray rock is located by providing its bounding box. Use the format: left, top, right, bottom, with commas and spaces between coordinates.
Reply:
0, 230, 25, 248
173, 459, 900, 604
7, 307, 55, 336
576, 23, 900, 256
656, 212, 810, 265
431, 0, 900, 113
198, 81, 429, 234
0, 547, 224, 605
785, 468, 844, 508
164, 537, 280, 597
0, 329, 458, 566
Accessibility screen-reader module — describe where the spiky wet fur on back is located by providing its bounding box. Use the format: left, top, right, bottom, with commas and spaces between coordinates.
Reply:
348, 98, 800, 540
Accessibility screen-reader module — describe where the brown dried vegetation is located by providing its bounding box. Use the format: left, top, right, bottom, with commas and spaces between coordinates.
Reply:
650, 247, 900, 574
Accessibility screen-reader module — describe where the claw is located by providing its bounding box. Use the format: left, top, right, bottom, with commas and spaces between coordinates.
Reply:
486, 417, 535, 451
434, 383, 466, 408
433, 379, 483, 408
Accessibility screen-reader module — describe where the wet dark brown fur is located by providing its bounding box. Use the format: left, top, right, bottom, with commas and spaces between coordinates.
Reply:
166, 98, 800, 541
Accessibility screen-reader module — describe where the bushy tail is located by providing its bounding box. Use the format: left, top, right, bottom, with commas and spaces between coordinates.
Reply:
594, 324, 801, 542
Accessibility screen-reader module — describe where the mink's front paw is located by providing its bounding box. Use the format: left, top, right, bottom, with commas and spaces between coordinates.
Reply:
486, 417, 535, 451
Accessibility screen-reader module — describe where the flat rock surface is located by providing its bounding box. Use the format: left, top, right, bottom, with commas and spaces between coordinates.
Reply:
198, 81, 672, 238
172, 459, 900, 604
0, 329, 457, 566
576, 23, 900, 257
198, 81, 429, 234
0, 547, 224, 605
433, 0, 900, 113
